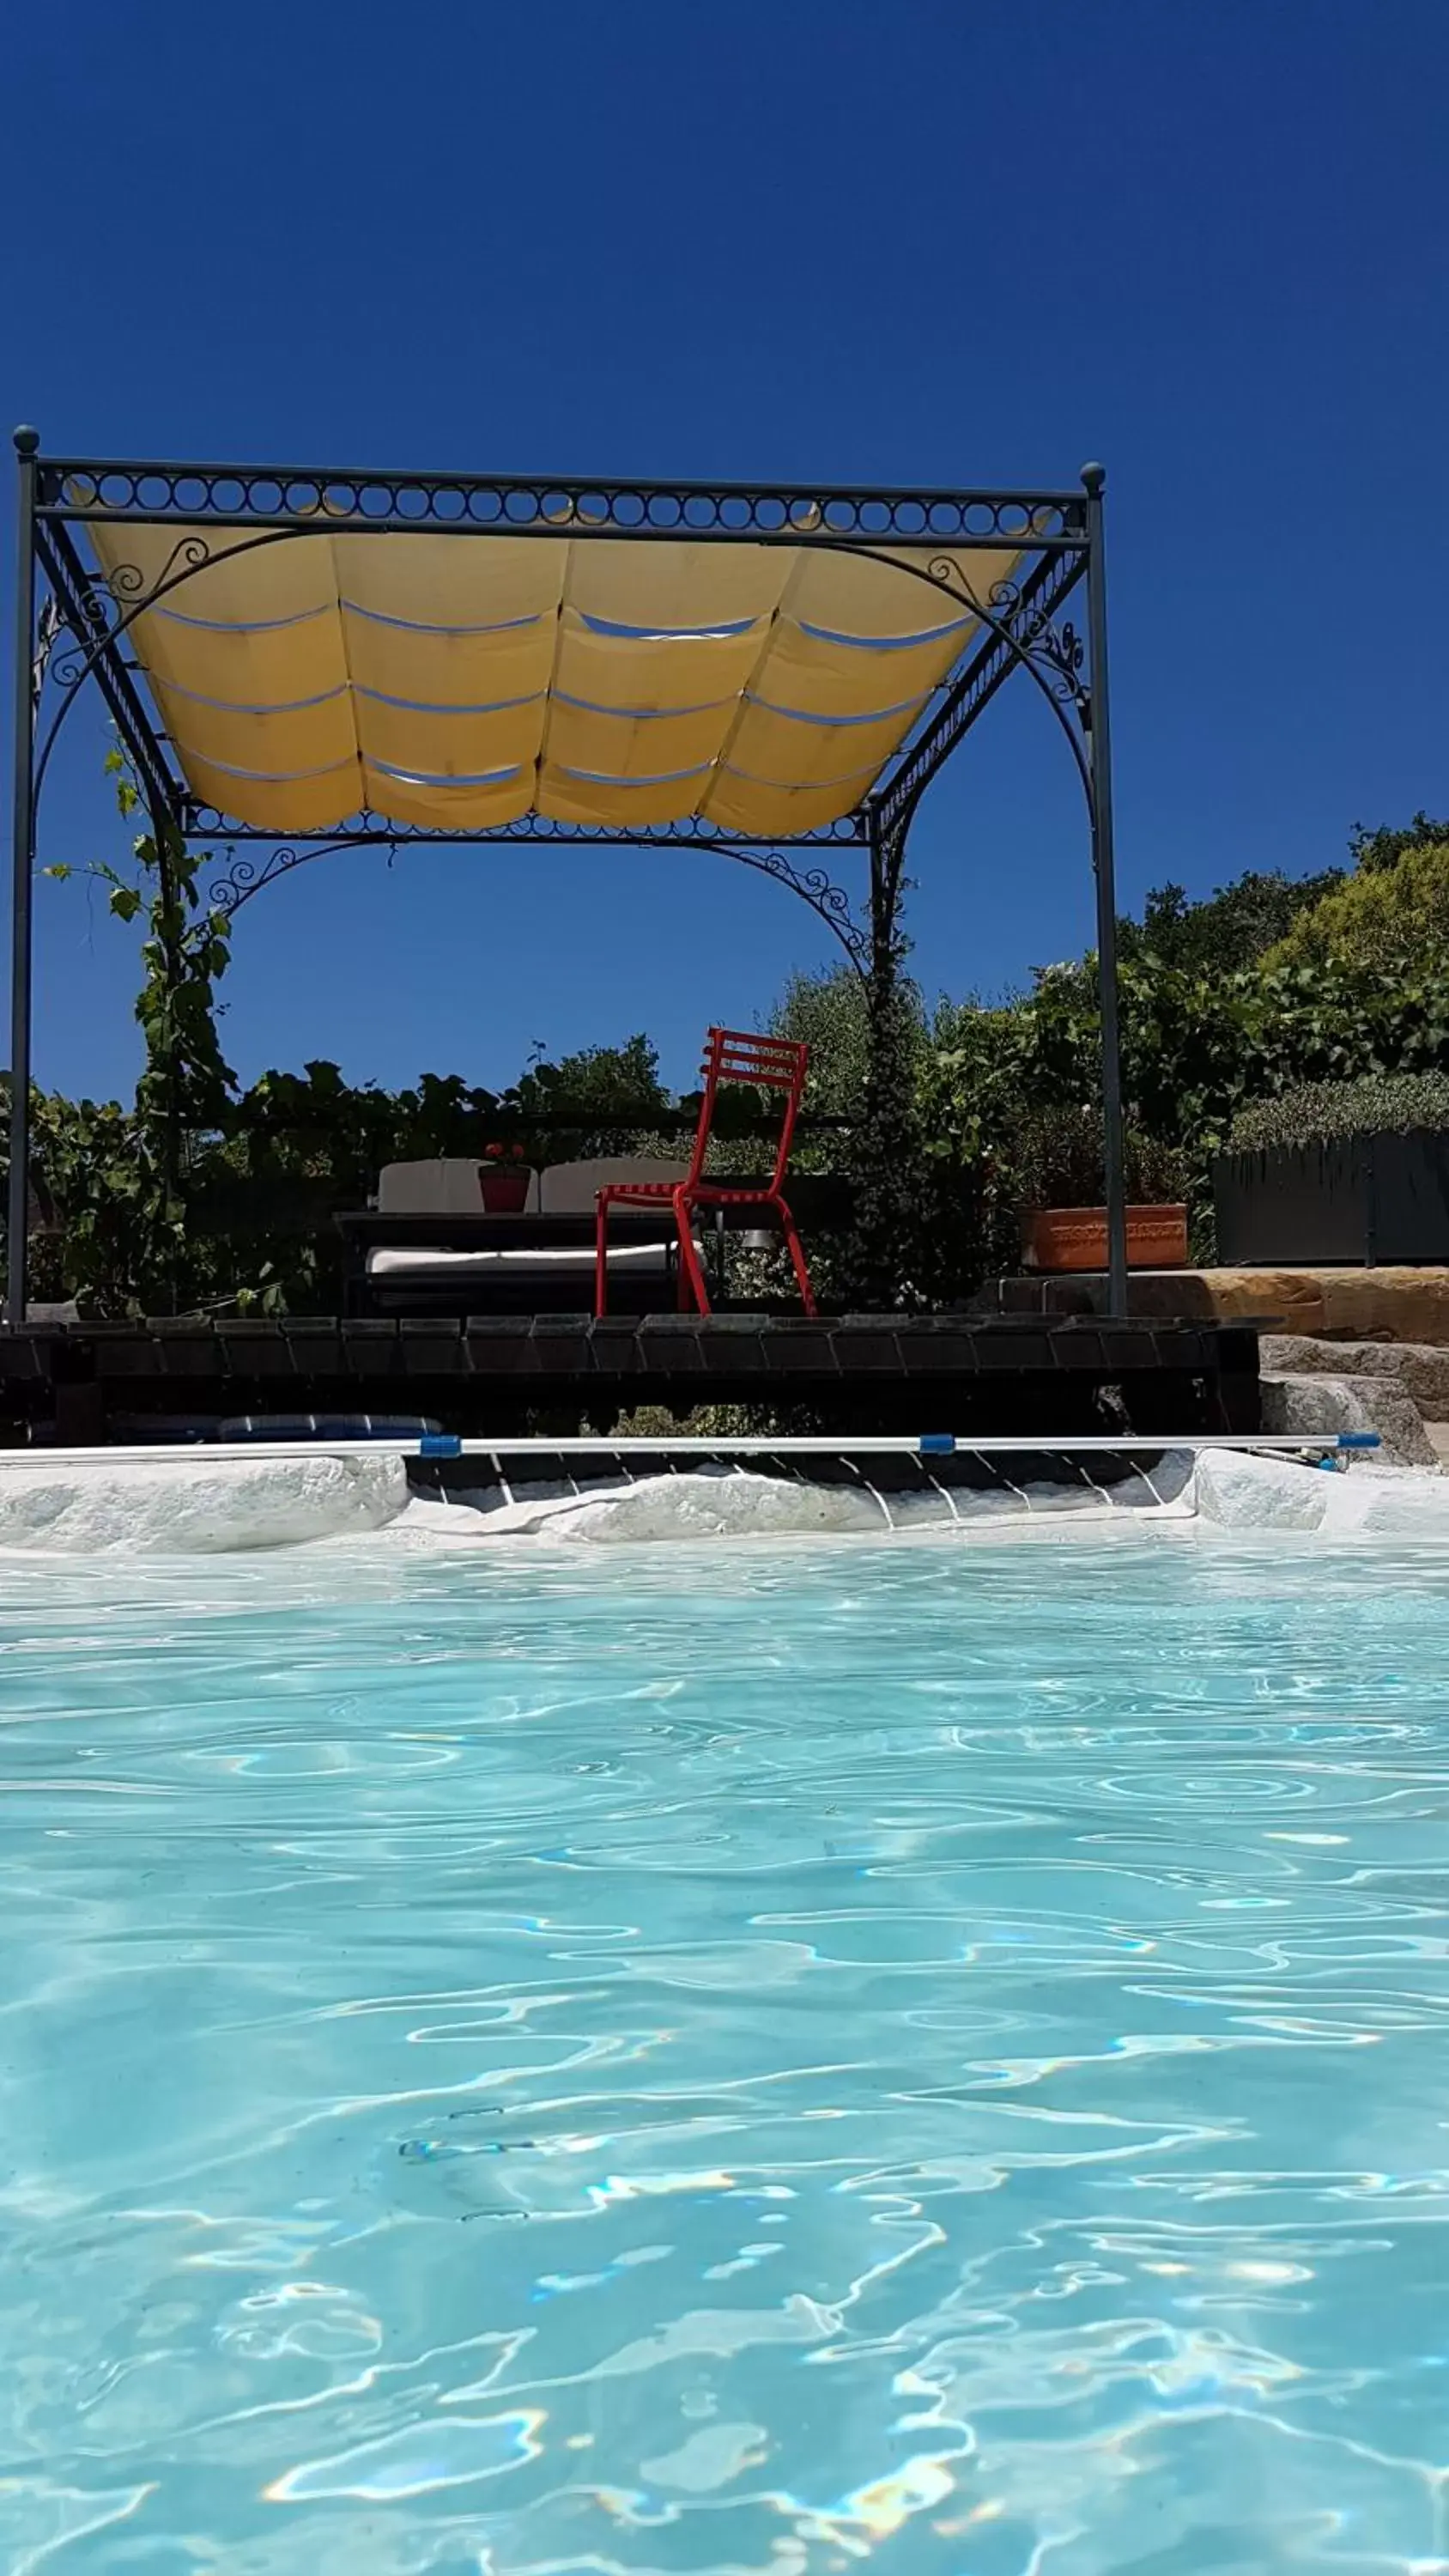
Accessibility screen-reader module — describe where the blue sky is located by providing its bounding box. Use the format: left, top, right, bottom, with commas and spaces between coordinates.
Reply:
2, 0, 1445, 1104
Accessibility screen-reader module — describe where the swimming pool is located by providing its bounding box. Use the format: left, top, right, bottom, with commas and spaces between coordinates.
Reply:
3, 1527, 1448, 2572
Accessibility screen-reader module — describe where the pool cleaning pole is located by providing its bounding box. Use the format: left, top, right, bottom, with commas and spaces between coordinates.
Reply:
0, 1433, 1381, 1468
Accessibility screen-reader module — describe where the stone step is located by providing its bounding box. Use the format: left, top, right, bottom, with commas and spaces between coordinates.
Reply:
1261, 1336, 1449, 1419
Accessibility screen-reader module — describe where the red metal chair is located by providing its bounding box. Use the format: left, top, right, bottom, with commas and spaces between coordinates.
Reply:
595, 1026, 817, 1318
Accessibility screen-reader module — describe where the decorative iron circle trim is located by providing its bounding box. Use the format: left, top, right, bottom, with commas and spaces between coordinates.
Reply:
40, 458, 1085, 546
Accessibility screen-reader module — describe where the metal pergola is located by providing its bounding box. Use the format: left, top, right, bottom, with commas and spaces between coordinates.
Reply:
6, 432, 1128, 1325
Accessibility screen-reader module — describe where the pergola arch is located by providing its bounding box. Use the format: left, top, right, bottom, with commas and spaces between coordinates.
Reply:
203, 829, 876, 976
8, 434, 1126, 1319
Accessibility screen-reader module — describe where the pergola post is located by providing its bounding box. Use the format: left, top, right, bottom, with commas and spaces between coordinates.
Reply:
1082, 462, 1129, 1316
6, 427, 39, 1330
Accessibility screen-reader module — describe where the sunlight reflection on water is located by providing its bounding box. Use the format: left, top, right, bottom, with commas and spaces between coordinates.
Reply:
2, 1530, 1448, 2572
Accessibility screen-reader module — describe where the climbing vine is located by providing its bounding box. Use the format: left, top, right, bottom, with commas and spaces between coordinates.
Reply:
849, 955, 925, 1305
42, 750, 234, 1304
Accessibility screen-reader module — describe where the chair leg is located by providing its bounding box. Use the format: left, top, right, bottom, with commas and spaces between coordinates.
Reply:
594, 1198, 610, 1318
675, 1192, 712, 1315
775, 1197, 817, 1317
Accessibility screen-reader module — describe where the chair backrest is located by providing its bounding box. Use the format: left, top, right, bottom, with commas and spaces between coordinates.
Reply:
378, 1158, 540, 1213
539, 1156, 691, 1213
688, 1028, 809, 1194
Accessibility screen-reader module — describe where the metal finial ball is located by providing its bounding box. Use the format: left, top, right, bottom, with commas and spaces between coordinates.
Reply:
1080, 460, 1106, 493
13, 425, 39, 455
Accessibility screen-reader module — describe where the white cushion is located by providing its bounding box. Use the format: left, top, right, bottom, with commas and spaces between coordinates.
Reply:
367, 1241, 675, 1278
539, 1157, 691, 1213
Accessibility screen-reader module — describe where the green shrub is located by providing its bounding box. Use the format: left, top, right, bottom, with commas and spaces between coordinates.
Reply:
1228, 1072, 1449, 1154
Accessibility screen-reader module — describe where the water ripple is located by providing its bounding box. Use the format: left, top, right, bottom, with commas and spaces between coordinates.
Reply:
2, 1532, 1449, 2570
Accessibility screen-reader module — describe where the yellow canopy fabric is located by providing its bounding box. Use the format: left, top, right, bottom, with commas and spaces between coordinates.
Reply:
89, 523, 1019, 835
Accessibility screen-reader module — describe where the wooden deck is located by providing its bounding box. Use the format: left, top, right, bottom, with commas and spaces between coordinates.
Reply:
0, 1313, 1261, 1445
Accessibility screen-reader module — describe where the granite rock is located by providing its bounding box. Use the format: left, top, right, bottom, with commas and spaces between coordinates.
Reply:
1258, 1370, 1436, 1467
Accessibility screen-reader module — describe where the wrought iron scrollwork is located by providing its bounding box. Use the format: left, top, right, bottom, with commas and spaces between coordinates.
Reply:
921, 562, 1091, 728
43, 577, 121, 698
112, 532, 211, 598
724, 847, 870, 975
31, 525, 188, 829
850, 546, 1095, 814
44, 533, 214, 701
30, 526, 313, 815
208, 841, 385, 918
30, 593, 62, 714
981, 575, 1088, 722
872, 544, 1090, 842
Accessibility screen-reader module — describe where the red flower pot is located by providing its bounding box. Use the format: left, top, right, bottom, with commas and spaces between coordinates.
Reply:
479, 1171, 530, 1213
1023, 1203, 1189, 1273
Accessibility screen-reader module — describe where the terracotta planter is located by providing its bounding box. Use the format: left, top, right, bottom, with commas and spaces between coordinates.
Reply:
1023, 1203, 1189, 1273
479, 1170, 530, 1212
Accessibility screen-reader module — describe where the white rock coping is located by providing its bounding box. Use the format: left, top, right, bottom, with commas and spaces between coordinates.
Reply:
0, 1451, 408, 1552
0, 1444, 1443, 1553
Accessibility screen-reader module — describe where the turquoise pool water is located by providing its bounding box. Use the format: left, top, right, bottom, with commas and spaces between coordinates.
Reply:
3, 1528, 1449, 2573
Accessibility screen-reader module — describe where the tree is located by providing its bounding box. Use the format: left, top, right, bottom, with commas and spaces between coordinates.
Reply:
1116, 867, 1346, 976
1348, 811, 1449, 874
1266, 839, 1449, 977
767, 966, 874, 1114
506, 1034, 674, 1163
512, 1034, 670, 1124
